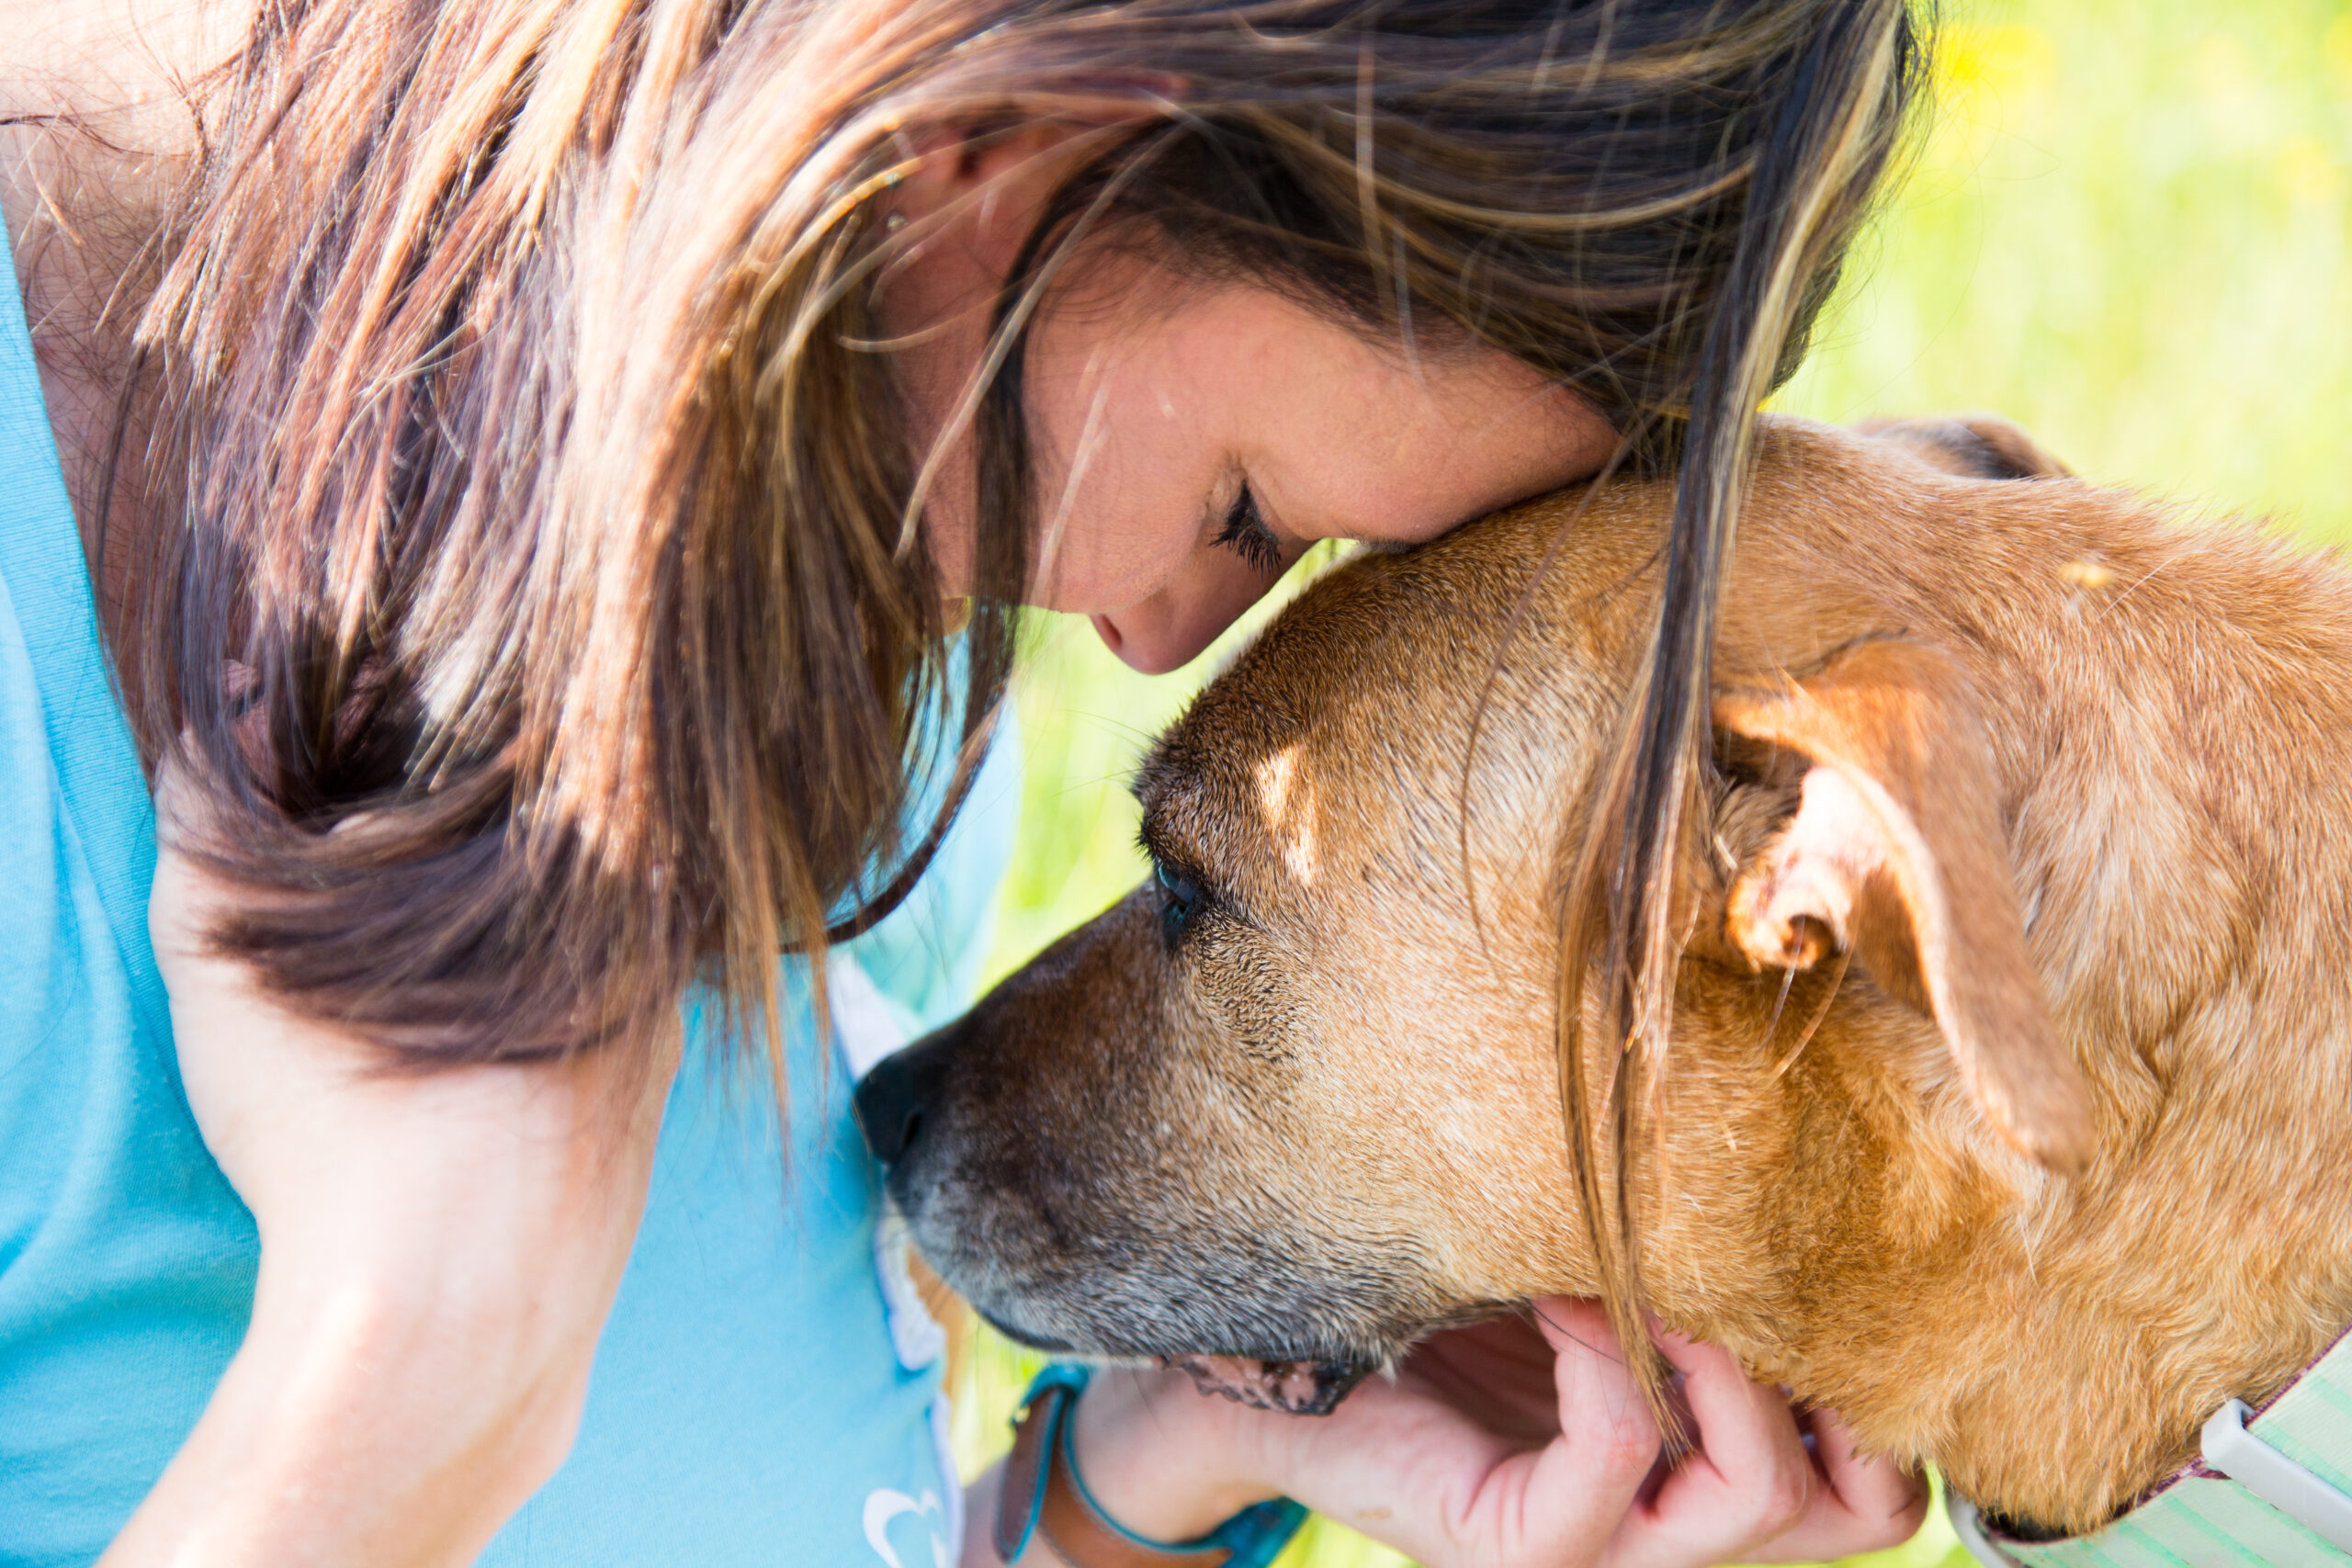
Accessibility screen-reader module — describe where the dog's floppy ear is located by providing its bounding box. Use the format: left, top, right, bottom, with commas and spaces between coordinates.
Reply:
1858, 413, 2075, 481
1713, 638, 2094, 1173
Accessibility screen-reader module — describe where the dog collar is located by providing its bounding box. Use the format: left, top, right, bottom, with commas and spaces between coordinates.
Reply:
1952, 1323, 2352, 1566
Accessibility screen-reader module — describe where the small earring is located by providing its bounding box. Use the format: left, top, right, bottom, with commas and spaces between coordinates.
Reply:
884, 211, 908, 232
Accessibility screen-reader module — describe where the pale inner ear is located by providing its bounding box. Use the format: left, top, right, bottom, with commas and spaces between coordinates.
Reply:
1713, 640, 2094, 1174
1728, 766, 1928, 1013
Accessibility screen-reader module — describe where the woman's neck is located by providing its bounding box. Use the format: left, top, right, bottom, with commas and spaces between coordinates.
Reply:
1, 0, 245, 635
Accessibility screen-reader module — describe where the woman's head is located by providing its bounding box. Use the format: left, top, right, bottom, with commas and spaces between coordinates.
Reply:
876, 121, 1616, 672
134, 0, 1924, 1126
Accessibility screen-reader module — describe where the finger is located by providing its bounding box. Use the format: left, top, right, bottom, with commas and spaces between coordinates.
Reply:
1266, 1345, 1594, 1564
1276, 1299, 1666, 1568
1740, 1407, 1928, 1562
1606, 1329, 1813, 1568
1531, 1297, 1652, 1449
1491, 1300, 1663, 1554
1653, 1326, 1810, 1505
1668, 1404, 1929, 1565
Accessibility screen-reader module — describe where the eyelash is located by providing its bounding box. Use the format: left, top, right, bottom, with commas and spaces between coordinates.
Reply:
1215, 483, 1284, 578
1152, 856, 1206, 948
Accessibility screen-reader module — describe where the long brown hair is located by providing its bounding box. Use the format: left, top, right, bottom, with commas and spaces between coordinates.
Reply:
128, 0, 1923, 1217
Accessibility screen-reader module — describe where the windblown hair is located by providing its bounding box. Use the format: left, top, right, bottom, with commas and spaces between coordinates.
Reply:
129, 0, 1923, 1254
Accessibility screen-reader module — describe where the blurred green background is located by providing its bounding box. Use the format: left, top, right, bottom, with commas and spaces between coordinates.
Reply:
944, 2, 2352, 1564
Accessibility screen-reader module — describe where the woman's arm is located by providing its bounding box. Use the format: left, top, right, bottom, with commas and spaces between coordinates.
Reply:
104, 843, 674, 1568
960, 1300, 1927, 1568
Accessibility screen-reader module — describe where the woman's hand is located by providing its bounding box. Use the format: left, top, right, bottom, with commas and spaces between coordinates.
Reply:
103, 824, 676, 1568
989, 1298, 1925, 1568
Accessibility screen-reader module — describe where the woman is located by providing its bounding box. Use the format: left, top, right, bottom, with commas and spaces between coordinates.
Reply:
0, 0, 1932, 1562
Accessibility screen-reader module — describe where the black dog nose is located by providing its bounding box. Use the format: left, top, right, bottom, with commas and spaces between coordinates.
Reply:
854, 1033, 954, 1168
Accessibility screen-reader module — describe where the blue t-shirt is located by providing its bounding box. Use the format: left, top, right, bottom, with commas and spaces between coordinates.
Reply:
0, 228, 1018, 1566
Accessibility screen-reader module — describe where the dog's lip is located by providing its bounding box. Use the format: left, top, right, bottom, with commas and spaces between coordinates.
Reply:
971, 1305, 1077, 1355
1159, 1352, 1374, 1416
977, 1310, 1376, 1416
968, 1297, 1381, 1416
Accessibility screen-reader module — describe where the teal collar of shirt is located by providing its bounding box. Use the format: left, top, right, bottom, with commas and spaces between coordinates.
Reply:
1952, 1324, 2352, 1566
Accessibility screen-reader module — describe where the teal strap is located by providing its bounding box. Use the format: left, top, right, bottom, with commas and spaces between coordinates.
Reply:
997, 1364, 1093, 1561
999, 1364, 1309, 1568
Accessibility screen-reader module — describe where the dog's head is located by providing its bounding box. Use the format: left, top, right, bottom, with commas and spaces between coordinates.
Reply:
859, 418, 2098, 1418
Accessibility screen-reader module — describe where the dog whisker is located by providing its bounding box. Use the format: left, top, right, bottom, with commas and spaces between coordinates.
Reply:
1524, 1300, 1628, 1369
1761, 964, 1797, 1055
1771, 948, 1849, 1079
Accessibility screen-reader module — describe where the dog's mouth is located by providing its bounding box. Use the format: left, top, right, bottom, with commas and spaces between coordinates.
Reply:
1158, 1353, 1372, 1416
973, 1301, 1378, 1416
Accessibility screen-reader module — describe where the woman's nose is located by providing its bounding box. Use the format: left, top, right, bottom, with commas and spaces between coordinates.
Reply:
1091, 556, 1285, 674
1089, 610, 1207, 675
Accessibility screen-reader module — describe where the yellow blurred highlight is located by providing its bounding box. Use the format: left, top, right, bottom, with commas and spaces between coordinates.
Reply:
2326, 14, 2352, 93
2278, 135, 2343, 205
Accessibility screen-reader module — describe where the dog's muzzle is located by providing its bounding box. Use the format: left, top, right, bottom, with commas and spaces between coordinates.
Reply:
853, 1031, 1379, 1415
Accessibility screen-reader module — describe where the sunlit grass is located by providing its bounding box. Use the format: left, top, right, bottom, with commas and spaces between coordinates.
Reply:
953, 3, 2352, 1562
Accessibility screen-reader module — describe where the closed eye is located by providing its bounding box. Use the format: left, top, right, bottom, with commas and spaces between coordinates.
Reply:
1150, 854, 1207, 947
1215, 483, 1284, 578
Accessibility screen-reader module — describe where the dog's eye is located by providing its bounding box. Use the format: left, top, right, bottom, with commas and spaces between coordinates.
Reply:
1154, 859, 1204, 944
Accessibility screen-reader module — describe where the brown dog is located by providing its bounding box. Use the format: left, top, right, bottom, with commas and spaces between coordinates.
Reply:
857, 416, 2352, 1538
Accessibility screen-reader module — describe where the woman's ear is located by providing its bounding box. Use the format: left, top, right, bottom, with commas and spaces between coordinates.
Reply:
1712, 638, 2095, 1174
882, 120, 1102, 276
880, 91, 1180, 279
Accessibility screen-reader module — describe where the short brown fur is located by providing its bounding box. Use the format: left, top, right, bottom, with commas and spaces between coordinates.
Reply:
884, 416, 2352, 1536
